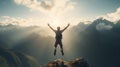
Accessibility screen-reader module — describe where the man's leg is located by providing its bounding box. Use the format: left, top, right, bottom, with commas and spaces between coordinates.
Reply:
54, 41, 58, 56
59, 40, 64, 56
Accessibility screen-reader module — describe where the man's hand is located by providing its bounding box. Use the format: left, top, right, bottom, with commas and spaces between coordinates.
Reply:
62, 23, 70, 32
68, 23, 70, 26
48, 23, 55, 32
48, 23, 50, 26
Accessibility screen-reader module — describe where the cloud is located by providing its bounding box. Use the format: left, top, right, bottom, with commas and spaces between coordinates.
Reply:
97, 7, 120, 22
14, 0, 53, 11
13, 0, 77, 26
14, 0, 76, 16
0, 16, 29, 26
96, 23, 113, 31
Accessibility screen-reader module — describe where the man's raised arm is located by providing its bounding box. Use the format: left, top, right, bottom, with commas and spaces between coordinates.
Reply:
48, 24, 55, 32
62, 23, 70, 32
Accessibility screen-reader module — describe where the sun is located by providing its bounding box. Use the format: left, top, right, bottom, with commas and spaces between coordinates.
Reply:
49, 17, 64, 28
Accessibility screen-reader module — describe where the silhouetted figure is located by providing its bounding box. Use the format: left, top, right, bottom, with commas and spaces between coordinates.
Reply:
48, 23, 70, 56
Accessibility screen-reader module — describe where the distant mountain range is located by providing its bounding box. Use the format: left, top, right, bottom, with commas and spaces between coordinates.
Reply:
0, 18, 120, 67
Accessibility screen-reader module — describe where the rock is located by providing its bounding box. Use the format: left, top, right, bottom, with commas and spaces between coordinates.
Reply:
44, 57, 89, 67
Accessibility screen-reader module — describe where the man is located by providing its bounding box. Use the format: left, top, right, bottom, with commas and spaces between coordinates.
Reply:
48, 23, 70, 56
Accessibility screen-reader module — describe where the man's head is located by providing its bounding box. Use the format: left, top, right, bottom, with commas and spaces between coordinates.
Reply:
57, 27, 60, 30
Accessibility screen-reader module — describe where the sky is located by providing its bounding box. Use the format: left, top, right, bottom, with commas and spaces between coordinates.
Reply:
0, 0, 120, 67
0, 0, 120, 27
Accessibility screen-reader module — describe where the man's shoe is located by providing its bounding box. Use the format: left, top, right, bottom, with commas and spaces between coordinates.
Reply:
61, 50, 64, 56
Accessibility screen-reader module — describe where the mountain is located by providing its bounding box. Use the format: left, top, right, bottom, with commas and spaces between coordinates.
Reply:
86, 18, 114, 32
112, 20, 120, 33
0, 47, 89, 67
69, 18, 120, 67
0, 18, 120, 67
0, 47, 39, 67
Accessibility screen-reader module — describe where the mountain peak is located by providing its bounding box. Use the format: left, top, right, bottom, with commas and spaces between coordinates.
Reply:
43, 57, 89, 67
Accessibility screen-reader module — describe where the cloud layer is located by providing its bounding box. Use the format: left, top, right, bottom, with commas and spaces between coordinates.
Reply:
0, 16, 29, 26
14, 0, 76, 16
96, 23, 113, 31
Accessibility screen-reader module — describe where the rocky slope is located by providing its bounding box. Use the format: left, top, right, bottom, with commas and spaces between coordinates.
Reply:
0, 47, 39, 67
42, 58, 89, 67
